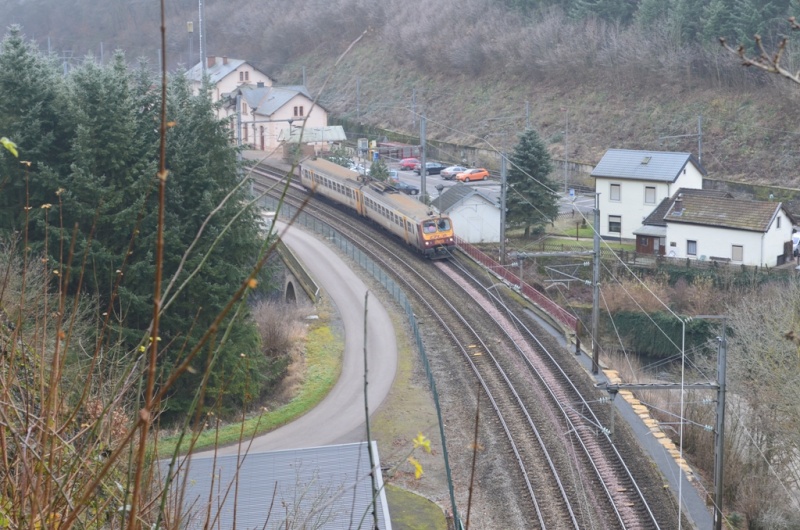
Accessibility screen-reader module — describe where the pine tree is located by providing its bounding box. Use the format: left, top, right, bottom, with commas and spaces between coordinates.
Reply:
506, 129, 559, 237
0, 26, 70, 231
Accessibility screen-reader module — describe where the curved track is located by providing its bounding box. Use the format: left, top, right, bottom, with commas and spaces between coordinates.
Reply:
249, 163, 680, 529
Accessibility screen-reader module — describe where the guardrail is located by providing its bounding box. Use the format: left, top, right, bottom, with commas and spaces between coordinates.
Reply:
455, 237, 578, 331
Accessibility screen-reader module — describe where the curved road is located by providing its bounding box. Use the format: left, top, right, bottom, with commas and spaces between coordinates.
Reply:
198, 222, 398, 457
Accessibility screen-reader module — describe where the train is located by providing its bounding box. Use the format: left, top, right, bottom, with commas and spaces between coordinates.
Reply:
299, 158, 455, 258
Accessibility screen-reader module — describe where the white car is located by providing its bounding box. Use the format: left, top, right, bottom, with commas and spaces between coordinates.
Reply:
440, 166, 468, 180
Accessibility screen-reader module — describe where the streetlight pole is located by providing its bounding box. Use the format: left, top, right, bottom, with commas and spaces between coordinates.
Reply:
563, 107, 569, 195
591, 193, 600, 374
199, 0, 206, 78
436, 184, 444, 215
187, 21, 193, 67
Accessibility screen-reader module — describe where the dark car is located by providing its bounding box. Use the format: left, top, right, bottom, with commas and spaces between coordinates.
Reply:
399, 158, 420, 171
413, 162, 448, 175
440, 165, 468, 180
391, 181, 420, 195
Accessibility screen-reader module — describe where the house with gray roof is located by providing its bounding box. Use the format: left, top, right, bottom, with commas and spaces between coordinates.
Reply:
186, 56, 330, 154
168, 442, 392, 530
186, 55, 274, 102
633, 189, 794, 266
438, 184, 500, 243
591, 149, 706, 239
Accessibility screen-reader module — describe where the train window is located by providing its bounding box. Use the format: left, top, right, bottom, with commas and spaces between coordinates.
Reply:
437, 219, 451, 231
423, 221, 437, 234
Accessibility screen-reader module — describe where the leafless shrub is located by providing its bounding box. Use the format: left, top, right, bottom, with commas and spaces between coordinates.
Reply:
252, 299, 312, 357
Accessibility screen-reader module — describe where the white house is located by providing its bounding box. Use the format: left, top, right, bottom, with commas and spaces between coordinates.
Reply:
439, 184, 500, 243
233, 83, 328, 154
635, 189, 794, 267
186, 56, 329, 154
591, 149, 706, 240
185, 55, 273, 102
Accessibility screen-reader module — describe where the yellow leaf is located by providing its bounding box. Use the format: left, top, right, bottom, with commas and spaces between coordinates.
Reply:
1, 137, 18, 157
408, 456, 423, 479
413, 432, 431, 453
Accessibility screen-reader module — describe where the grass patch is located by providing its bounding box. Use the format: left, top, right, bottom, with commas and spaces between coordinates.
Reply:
157, 324, 343, 457
552, 221, 595, 239
385, 483, 447, 530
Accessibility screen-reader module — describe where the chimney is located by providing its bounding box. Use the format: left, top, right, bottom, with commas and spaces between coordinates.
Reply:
222, 56, 228, 65
257, 81, 265, 88
674, 193, 684, 213
207, 55, 215, 68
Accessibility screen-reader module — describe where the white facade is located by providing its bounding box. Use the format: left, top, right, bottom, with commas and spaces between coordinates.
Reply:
186, 56, 328, 154
599, 169, 702, 239
592, 150, 705, 240
665, 209, 793, 267
187, 56, 273, 102
446, 194, 501, 243
238, 94, 326, 153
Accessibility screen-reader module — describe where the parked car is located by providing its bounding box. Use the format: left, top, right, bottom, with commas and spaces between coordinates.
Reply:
388, 169, 399, 181
350, 163, 369, 175
456, 168, 490, 182
413, 162, 448, 175
440, 166, 468, 180
399, 158, 420, 171
391, 181, 420, 195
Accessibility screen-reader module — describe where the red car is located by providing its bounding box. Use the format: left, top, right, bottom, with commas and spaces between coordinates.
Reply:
399, 158, 420, 171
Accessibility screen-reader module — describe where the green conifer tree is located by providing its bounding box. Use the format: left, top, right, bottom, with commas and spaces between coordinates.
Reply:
0, 26, 70, 231
506, 128, 559, 237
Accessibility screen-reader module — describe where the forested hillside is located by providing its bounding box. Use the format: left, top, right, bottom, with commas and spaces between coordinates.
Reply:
2, 0, 800, 184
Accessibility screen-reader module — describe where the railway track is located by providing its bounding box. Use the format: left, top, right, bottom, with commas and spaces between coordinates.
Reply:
248, 162, 682, 529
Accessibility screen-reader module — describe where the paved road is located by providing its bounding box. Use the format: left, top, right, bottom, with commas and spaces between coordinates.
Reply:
197, 222, 398, 457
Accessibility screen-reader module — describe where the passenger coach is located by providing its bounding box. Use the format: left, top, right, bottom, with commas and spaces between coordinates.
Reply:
299, 158, 455, 258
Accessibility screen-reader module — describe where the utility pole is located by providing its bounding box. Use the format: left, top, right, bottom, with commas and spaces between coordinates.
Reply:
525, 101, 530, 129
187, 21, 194, 67
659, 115, 703, 163
564, 108, 569, 194
420, 114, 427, 201
412, 89, 417, 129
591, 193, 600, 374
199, 0, 207, 78
712, 322, 727, 530
500, 153, 507, 264
698, 114, 703, 164
235, 91, 242, 149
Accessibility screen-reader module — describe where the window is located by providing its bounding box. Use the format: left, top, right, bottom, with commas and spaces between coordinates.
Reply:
732, 245, 743, 262
644, 186, 656, 204
293, 106, 304, 117
687, 240, 697, 256
242, 102, 248, 114
609, 215, 621, 234
243, 124, 248, 142
777, 216, 781, 229
610, 184, 621, 201
239, 71, 249, 81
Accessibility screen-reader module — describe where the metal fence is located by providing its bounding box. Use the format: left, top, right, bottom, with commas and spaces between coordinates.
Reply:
454, 236, 578, 331
262, 196, 463, 529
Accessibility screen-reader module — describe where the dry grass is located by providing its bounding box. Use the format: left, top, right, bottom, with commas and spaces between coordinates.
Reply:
252, 299, 312, 357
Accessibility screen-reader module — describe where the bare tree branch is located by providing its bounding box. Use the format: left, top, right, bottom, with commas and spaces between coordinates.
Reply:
720, 17, 800, 85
